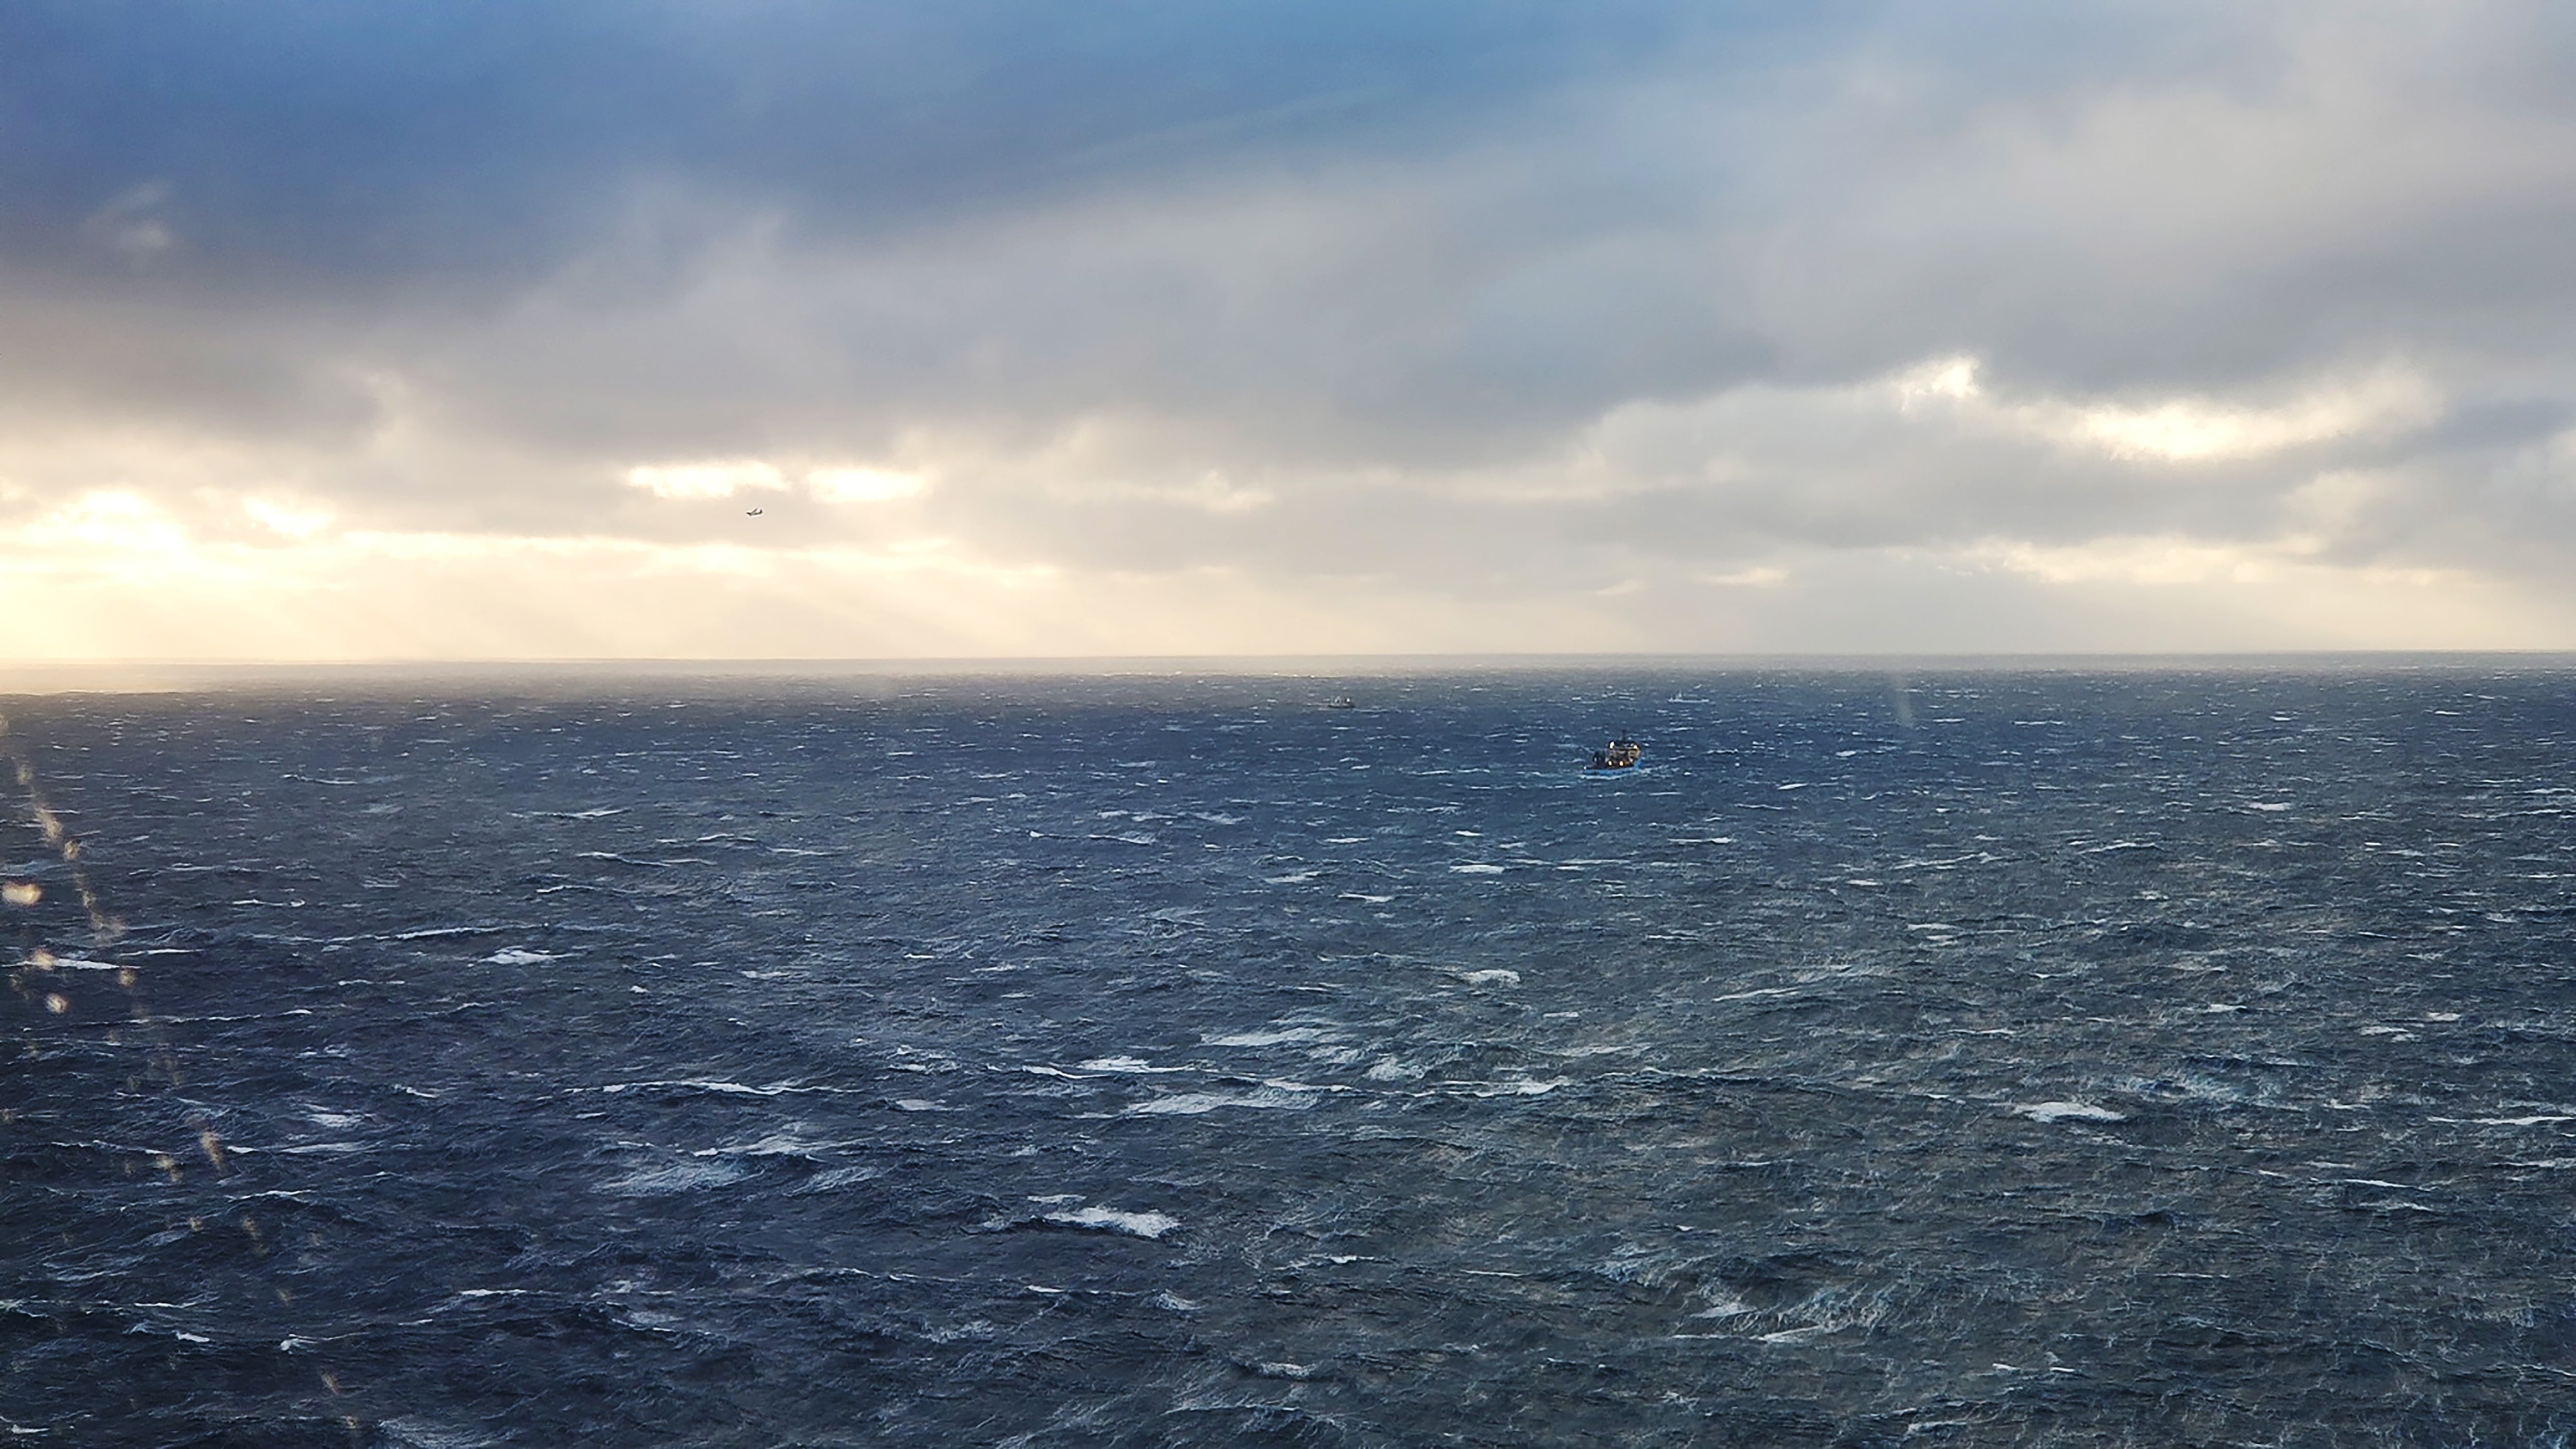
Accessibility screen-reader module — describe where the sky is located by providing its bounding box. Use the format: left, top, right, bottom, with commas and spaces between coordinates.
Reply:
6, 0, 2576, 660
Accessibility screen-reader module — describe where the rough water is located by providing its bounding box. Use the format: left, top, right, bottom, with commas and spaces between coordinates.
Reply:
7, 665, 2576, 1446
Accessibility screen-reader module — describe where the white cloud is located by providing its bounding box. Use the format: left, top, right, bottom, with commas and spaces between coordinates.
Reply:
623, 460, 791, 499
79, 180, 177, 263
1893, 356, 2441, 462
1055, 471, 1276, 514
807, 467, 928, 503
1959, 533, 2315, 588
243, 497, 334, 539
2057, 372, 2438, 462
30, 491, 192, 556
1698, 565, 1789, 589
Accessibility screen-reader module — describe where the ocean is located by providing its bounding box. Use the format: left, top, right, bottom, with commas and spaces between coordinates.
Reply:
6, 664, 2576, 1445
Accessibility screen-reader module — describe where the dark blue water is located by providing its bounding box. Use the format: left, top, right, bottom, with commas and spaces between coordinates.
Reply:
8, 667, 2576, 1446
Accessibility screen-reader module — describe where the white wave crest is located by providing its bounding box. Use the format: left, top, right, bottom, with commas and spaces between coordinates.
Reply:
1045, 1205, 1181, 1238
2013, 1101, 2127, 1123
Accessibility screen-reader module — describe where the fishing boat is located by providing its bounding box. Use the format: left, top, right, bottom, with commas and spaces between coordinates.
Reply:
1588, 736, 1642, 771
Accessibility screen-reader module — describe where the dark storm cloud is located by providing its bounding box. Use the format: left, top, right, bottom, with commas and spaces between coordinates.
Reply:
0, 0, 1728, 289
0, 0, 1784, 456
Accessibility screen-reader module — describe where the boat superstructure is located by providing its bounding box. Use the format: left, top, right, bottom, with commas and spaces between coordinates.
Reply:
1588, 736, 1642, 771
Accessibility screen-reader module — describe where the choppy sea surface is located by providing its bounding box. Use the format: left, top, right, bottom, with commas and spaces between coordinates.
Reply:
8, 666, 2576, 1446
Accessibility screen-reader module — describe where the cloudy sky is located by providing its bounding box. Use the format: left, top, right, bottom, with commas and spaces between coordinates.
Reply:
6, 1, 2576, 659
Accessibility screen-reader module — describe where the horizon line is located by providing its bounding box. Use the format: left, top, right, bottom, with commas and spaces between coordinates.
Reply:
5, 648, 2576, 695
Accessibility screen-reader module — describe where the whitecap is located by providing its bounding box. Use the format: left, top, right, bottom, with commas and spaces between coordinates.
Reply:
1128, 1087, 1319, 1115
601, 1079, 791, 1097
694, 1131, 826, 1157
1450, 863, 1507, 875
376, 1417, 505, 1449
1044, 1205, 1181, 1239
482, 948, 559, 966
1204, 1027, 1337, 1047
1074, 1055, 1190, 1073
602, 1160, 751, 1195
796, 1165, 884, 1192
2013, 1101, 2127, 1123
1454, 969, 1520, 986
1471, 1078, 1569, 1097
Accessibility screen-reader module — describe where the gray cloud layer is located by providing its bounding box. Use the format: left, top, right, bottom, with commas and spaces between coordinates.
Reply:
5, 1, 2576, 655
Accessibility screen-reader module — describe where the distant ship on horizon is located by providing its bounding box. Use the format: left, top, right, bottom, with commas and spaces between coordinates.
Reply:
1588, 735, 1642, 771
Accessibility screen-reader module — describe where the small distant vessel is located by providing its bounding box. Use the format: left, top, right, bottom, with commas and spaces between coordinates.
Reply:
1588, 736, 1642, 771
1324, 697, 1356, 710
